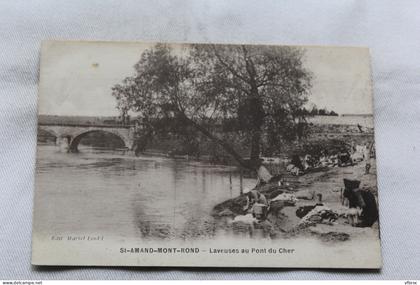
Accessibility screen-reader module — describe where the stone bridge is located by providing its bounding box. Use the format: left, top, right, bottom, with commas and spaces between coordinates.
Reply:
38, 123, 137, 153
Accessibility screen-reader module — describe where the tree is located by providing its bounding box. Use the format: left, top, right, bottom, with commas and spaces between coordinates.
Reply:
318, 108, 327, 116
309, 105, 318, 116
112, 44, 312, 170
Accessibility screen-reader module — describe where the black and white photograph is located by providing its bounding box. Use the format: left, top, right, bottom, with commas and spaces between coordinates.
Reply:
32, 41, 381, 268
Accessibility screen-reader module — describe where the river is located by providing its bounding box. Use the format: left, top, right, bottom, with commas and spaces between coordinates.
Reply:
34, 145, 256, 240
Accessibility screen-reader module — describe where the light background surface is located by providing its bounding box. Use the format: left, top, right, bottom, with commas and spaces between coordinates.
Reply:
37, 42, 374, 117
0, 0, 419, 280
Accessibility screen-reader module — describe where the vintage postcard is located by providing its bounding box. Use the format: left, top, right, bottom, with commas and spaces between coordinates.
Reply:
32, 41, 381, 268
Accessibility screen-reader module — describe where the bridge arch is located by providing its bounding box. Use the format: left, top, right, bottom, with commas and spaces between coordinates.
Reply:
68, 129, 130, 153
38, 127, 59, 138
37, 127, 59, 144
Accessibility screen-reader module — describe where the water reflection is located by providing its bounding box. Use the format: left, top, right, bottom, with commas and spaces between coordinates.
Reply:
35, 145, 256, 240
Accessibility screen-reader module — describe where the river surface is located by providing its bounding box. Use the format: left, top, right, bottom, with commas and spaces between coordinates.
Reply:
34, 145, 256, 240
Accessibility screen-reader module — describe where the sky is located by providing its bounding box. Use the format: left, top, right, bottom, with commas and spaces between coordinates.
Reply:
38, 41, 374, 116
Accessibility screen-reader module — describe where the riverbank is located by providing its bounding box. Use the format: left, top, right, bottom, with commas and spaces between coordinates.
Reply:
211, 159, 379, 243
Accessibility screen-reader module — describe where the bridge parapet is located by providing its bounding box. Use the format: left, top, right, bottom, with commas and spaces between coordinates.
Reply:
38, 123, 137, 153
